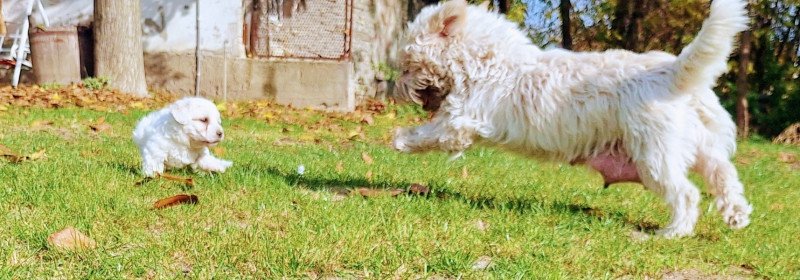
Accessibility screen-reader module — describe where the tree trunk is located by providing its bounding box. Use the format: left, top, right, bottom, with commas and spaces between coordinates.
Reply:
611, 1, 631, 48
93, 0, 148, 97
559, 0, 572, 50
736, 29, 752, 139
250, 0, 270, 57
624, 0, 649, 51
497, 0, 511, 14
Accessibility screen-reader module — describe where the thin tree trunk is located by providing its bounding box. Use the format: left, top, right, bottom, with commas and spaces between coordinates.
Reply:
250, 0, 270, 57
736, 28, 752, 139
611, 1, 631, 48
497, 0, 511, 14
624, 0, 648, 51
559, 0, 572, 50
93, 0, 148, 97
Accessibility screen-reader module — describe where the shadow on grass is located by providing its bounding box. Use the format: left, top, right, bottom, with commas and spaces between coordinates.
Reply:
264, 166, 662, 233
107, 161, 140, 176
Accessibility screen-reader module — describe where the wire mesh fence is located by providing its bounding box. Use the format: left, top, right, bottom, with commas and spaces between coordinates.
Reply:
261, 0, 352, 60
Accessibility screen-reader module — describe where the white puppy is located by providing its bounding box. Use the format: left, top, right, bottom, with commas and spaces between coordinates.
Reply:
133, 97, 232, 177
393, 0, 752, 238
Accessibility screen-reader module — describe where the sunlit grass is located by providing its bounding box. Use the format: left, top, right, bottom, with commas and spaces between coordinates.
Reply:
0, 105, 798, 279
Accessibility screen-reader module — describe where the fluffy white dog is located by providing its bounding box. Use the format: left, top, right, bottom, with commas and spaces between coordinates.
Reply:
393, 0, 752, 238
133, 97, 232, 177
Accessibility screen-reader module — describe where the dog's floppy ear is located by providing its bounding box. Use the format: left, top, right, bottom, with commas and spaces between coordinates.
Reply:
169, 99, 194, 125
434, 0, 467, 37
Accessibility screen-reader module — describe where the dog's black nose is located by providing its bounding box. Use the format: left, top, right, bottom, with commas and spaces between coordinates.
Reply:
217, 131, 224, 137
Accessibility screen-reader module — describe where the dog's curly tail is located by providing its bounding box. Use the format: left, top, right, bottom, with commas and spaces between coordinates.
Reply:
672, 0, 748, 92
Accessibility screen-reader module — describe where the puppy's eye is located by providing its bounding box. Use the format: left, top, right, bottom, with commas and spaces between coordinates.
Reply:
198, 117, 209, 123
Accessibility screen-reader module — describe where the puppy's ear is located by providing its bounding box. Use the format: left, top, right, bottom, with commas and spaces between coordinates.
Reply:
434, 0, 467, 37
169, 99, 193, 125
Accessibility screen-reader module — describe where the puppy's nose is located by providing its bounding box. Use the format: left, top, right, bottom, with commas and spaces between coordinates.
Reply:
217, 131, 224, 138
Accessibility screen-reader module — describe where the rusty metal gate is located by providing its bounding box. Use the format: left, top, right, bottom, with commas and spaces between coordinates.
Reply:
248, 0, 353, 60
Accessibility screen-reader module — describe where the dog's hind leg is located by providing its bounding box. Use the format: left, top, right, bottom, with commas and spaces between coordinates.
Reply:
141, 149, 166, 178
631, 139, 701, 238
694, 150, 752, 229
637, 163, 701, 238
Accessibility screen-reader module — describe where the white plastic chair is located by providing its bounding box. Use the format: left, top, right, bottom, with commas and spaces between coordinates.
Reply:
0, 0, 49, 87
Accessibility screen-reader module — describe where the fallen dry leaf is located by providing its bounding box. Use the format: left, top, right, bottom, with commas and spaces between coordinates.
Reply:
474, 220, 489, 231
89, 117, 112, 134
27, 149, 46, 161
31, 120, 54, 129
361, 152, 374, 165
365, 170, 373, 181
335, 161, 344, 173
159, 173, 195, 186
778, 152, 797, 164
409, 183, 430, 196
471, 256, 493, 270
0, 144, 46, 163
212, 146, 226, 156
153, 194, 199, 209
355, 187, 405, 198
360, 114, 374, 126
0, 144, 24, 163
47, 227, 96, 250
462, 166, 469, 179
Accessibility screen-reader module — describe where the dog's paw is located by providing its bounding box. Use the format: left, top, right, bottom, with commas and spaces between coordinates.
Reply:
655, 227, 694, 239
719, 200, 752, 229
198, 158, 233, 173
142, 160, 165, 178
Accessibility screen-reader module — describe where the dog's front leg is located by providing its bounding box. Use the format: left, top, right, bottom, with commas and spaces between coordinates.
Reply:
393, 117, 475, 154
195, 148, 233, 173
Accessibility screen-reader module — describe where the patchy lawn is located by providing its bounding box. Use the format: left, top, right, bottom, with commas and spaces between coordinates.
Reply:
1, 86, 799, 278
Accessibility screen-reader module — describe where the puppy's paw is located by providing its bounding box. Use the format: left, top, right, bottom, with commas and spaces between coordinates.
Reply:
142, 160, 165, 178
198, 157, 233, 173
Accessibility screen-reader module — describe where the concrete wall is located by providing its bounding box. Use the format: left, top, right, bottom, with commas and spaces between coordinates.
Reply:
3, 0, 407, 111
144, 53, 355, 111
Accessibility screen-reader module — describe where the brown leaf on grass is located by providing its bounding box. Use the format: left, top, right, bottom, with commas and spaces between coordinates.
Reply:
365, 170, 373, 181
0, 144, 24, 163
361, 152, 374, 165
335, 161, 344, 173
0, 144, 46, 163
474, 220, 489, 231
355, 187, 405, 198
360, 114, 374, 126
778, 152, 797, 164
409, 183, 430, 196
47, 227, 96, 250
462, 166, 469, 179
153, 194, 199, 209
347, 126, 365, 140
27, 149, 46, 161
212, 147, 226, 156
159, 173, 195, 186
89, 117, 112, 134
31, 120, 54, 129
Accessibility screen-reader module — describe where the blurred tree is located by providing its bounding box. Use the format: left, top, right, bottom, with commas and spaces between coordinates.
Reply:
94, 0, 148, 97
559, 0, 573, 49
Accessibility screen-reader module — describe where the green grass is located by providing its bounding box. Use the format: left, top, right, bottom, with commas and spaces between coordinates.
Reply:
1, 105, 799, 279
